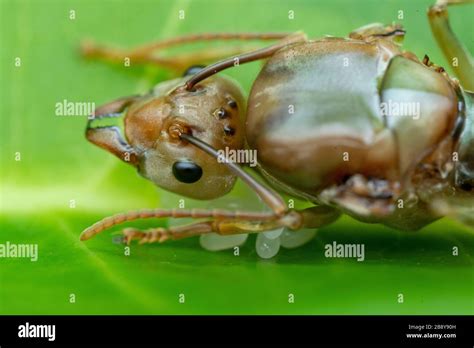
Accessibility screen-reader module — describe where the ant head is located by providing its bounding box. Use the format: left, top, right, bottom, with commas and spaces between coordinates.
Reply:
122, 74, 246, 199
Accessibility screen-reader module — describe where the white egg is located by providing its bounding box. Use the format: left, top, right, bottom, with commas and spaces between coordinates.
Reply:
263, 227, 284, 239
280, 228, 316, 249
256, 233, 280, 259
200, 233, 248, 251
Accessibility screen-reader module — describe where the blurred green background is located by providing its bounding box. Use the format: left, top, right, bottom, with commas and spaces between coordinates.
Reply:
0, 0, 473, 314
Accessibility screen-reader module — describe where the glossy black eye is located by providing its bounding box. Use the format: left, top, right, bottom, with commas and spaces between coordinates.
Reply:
172, 161, 203, 183
183, 65, 205, 77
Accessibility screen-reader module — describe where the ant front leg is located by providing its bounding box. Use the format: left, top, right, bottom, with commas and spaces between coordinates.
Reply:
81, 206, 340, 246
80, 133, 339, 246
119, 220, 277, 245
121, 222, 216, 245
124, 206, 340, 245
428, 0, 474, 90
86, 95, 141, 167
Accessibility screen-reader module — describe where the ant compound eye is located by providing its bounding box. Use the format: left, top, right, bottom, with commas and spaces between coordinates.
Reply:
172, 161, 203, 183
183, 65, 205, 77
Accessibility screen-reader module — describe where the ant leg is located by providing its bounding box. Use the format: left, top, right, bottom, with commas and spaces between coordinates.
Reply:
80, 208, 279, 241
428, 0, 474, 90
212, 206, 340, 235
121, 222, 215, 244
115, 206, 340, 245
120, 220, 278, 245
80, 132, 339, 243
86, 95, 141, 166
82, 42, 260, 71
296, 206, 341, 229
81, 32, 297, 72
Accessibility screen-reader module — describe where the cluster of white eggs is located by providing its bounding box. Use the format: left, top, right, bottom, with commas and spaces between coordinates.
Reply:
199, 227, 317, 258
161, 186, 317, 259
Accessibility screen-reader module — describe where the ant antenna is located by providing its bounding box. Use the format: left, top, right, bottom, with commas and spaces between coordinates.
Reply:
179, 133, 287, 215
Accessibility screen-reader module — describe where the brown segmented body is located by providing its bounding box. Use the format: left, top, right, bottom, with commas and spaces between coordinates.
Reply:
246, 38, 459, 228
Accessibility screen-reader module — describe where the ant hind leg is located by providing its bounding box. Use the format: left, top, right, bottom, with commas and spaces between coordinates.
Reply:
428, 0, 474, 90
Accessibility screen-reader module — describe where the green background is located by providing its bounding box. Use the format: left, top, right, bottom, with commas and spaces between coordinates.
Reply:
1, 0, 473, 314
